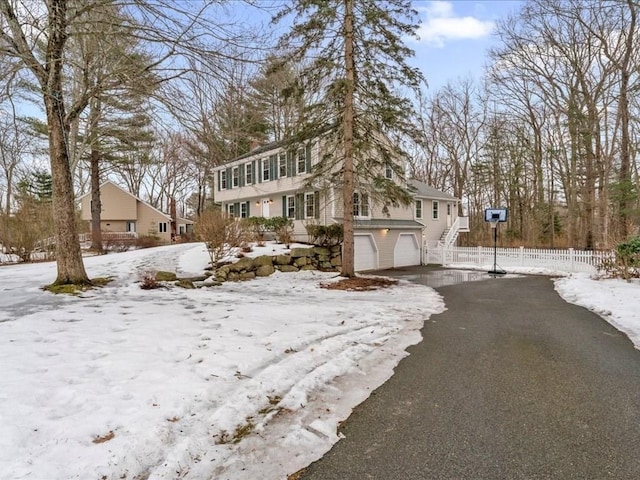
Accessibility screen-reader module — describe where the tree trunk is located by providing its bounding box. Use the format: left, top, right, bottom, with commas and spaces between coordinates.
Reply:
616, 0, 636, 240
90, 148, 102, 251
45, 94, 90, 285
89, 97, 103, 252
341, 0, 355, 277
44, 0, 90, 285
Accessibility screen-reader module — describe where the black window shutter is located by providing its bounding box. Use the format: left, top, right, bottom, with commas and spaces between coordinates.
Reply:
286, 151, 293, 177
282, 195, 286, 217
239, 165, 245, 187
217, 171, 221, 191
246, 201, 251, 217
295, 193, 304, 220
289, 150, 297, 176
257, 160, 262, 183
270, 155, 278, 180
314, 191, 320, 219
306, 144, 312, 173
226, 167, 232, 188
234, 202, 240, 216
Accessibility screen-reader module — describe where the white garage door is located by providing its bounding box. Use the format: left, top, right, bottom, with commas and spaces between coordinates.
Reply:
394, 233, 420, 267
354, 234, 378, 272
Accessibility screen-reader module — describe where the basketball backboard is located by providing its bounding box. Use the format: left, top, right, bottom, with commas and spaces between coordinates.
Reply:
484, 208, 508, 222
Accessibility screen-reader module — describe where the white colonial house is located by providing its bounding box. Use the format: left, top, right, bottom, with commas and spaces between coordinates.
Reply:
212, 140, 469, 271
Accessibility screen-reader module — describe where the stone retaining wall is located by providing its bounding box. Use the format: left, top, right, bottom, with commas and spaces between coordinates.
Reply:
215, 245, 342, 282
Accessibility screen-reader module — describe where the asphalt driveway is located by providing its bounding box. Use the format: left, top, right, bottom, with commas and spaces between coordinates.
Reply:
299, 268, 640, 479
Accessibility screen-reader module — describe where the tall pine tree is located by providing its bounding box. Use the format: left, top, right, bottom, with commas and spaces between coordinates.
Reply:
275, 0, 425, 276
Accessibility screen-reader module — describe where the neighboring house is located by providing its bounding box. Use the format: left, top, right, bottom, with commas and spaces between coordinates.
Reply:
212, 140, 469, 271
79, 181, 193, 244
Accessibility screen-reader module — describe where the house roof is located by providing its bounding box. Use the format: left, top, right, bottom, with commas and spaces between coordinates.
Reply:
78, 181, 172, 220
227, 139, 284, 164
408, 179, 457, 201
353, 219, 425, 230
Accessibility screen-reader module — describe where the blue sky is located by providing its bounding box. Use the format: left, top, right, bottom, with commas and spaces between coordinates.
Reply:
409, 0, 524, 90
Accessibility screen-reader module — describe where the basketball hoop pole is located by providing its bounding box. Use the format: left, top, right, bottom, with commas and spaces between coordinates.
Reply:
484, 208, 507, 275
488, 220, 505, 275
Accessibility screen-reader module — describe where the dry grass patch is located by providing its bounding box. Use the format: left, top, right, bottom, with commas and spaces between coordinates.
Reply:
287, 469, 308, 480
92, 430, 115, 444
320, 277, 398, 291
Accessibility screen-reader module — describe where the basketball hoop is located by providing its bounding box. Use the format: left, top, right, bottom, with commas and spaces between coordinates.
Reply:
484, 208, 508, 275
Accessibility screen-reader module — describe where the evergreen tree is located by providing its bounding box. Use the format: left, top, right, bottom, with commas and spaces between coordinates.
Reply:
275, 0, 425, 276
249, 55, 305, 142
17, 170, 53, 203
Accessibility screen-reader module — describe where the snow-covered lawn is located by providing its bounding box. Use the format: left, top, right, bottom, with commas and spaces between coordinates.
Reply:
0, 243, 637, 480
0, 243, 444, 480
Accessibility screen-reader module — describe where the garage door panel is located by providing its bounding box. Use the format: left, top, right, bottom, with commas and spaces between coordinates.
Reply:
354, 235, 378, 272
394, 233, 420, 267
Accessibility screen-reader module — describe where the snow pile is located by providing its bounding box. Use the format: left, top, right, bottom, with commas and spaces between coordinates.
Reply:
0, 243, 444, 479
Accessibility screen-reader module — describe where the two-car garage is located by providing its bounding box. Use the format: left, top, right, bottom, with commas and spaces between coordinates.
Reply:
354, 228, 422, 272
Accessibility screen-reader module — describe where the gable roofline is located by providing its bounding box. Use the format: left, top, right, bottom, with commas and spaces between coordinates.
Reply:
214, 127, 337, 171
408, 179, 458, 201
212, 138, 301, 171
78, 180, 172, 220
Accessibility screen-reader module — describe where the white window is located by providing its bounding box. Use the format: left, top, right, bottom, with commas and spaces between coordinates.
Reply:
126, 221, 136, 233
279, 152, 287, 178
385, 163, 393, 179
227, 203, 235, 217
286, 195, 295, 218
158, 222, 168, 233
220, 170, 227, 189
262, 158, 270, 182
297, 147, 307, 174
305, 192, 315, 219
232, 166, 239, 188
432, 201, 439, 220
415, 200, 423, 219
240, 202, 248, 218
353, 192, 370, 217
245, 163, 252, 185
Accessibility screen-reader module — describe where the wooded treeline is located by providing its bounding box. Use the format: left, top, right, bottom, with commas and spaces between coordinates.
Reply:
413, 0, 640, 249
1, 0, 639, 275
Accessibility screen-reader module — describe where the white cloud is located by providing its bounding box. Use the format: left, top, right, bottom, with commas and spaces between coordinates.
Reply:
424, 0, 454, 17
416, 1, 495, 47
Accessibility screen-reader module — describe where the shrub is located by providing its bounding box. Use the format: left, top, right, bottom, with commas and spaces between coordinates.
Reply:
598, 236, 640, 279
267, 216, 294, 248
0, 199, 54, 262
136, 235, 161, 249
177, 232, 196, 243
246, 216, 268, 246
195, 209, 249, 270
139, 271, 161, 290
305, 221, 343, 247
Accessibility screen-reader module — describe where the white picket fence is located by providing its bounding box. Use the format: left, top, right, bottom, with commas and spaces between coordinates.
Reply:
424, 245, 613, 274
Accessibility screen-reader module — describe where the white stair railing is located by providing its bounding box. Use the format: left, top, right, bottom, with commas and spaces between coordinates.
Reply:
443, 217, 460, 247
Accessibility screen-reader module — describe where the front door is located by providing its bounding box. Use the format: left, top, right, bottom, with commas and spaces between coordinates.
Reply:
261, 198, 271, 218
446, 203, 453, 228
